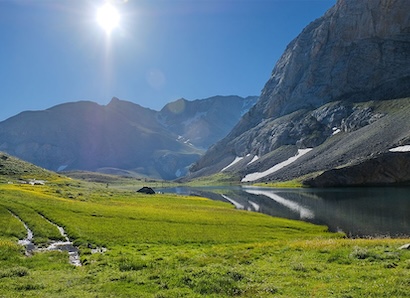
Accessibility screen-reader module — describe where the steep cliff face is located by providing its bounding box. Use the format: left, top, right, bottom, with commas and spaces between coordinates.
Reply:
189, 0, 410, 183
255, 0, 410, 122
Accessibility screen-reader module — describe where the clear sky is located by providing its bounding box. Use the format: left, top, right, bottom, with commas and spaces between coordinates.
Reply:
0, 0, 335, 121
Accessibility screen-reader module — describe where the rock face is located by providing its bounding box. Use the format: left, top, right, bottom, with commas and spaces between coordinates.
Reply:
253, 0, 410, 123
189, 0, 410, 185
305, 152, 410, 187
0, 96, 256, 180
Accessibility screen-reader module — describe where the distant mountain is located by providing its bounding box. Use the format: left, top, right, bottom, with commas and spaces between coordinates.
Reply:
0, 96, 257, 180
159, 96, 258, 149
188, 0, 410, 186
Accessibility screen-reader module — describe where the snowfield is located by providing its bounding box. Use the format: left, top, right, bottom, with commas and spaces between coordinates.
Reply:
389, 145, 410, 152
221, 156, 244, 172
241, 149, 313, 182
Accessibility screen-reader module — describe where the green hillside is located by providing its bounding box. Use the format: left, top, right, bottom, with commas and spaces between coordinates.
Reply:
0, 152, 62, 183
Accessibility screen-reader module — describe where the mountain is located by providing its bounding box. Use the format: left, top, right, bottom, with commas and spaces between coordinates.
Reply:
159, 96, 258, 149
188, 0, 410, 186
0, 96, 257, 180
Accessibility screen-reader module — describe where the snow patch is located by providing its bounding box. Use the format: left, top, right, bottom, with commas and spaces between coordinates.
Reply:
247, 155, 259, 165
176, 135, 194, 147
221, 156, 244, 172
332, 127, 341, 135
389, 145, 410, 152
241, 148, 313, 182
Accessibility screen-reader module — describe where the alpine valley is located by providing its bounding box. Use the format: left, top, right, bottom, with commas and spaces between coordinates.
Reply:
2, 0, 410, 187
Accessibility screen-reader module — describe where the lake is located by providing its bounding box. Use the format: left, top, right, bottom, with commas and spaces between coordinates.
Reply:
158, 186, 410, 238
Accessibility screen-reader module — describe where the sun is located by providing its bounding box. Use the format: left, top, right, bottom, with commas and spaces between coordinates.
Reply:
96, 3, 120, 34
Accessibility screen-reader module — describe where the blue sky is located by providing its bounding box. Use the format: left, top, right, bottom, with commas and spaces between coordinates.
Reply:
0, 0, 335, 121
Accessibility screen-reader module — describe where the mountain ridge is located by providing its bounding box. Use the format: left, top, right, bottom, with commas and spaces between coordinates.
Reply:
0, 95, 257, 180
189, 0, 410, 185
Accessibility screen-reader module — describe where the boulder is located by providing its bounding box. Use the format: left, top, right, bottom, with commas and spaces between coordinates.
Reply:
137, 187, 156, 194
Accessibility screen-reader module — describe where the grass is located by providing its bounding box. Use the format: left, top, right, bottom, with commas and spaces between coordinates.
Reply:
0, 206, 27, 241
252, 179, 305, 188
0, 176, 409, 297
0, 152, 62, 183
186, 172, 242, 186
63, 170, 178, 191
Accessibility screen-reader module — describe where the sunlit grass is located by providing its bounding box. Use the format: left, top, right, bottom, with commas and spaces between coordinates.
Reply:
186, 172, 241, 186
252, 179, 305, 188
0, 184, 335, 247
0, 180, 408, 297
0, 206, 27, 240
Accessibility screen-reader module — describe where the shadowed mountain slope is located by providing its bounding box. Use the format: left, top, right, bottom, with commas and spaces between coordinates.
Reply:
0, 96, 257, 180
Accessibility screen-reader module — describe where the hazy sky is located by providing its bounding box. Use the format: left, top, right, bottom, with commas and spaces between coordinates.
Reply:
0, 0, 335, 121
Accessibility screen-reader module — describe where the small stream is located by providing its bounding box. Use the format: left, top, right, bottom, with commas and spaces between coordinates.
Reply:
40, 216, 81, 266
9, 210, 81, 266
10, 211, 35, 255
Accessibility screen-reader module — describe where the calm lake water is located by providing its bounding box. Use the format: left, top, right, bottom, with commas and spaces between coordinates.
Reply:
158, 186, 410, 238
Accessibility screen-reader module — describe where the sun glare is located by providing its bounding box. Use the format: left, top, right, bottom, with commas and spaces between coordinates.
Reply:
96, 3, 120, 34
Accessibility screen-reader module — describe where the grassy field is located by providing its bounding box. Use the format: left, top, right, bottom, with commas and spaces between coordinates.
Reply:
0, 176, 409, 297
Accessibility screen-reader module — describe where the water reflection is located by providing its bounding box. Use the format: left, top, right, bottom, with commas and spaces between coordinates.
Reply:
158, 186, 410, 238
244, 188, 315, 220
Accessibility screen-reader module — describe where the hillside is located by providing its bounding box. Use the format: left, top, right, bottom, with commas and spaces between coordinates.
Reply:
0, 96, 257, 180
0, 152, 60, 183
188, 0, 410, 185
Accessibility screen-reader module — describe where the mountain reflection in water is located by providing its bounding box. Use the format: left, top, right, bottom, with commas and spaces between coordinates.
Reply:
158, 186, 410, 238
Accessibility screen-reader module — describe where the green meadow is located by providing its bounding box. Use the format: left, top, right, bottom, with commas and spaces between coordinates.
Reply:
0, 179, 409, 297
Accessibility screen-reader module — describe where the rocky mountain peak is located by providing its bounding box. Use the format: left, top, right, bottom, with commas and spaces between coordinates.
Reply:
254, 0, 410, 122
189, 0, 410, 182
331, 0, 409, 40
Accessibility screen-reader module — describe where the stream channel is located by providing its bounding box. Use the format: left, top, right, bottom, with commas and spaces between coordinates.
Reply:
9, 211, 81, 266
158, 186, 410, 238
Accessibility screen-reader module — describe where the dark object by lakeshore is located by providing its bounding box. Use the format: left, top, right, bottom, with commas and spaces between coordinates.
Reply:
137, 187, 155, 194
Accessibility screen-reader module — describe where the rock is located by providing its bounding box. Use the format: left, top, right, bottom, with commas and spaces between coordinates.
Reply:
258, 0, 410, 120
137, 187, 156, 194
304, 152, 410, 187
